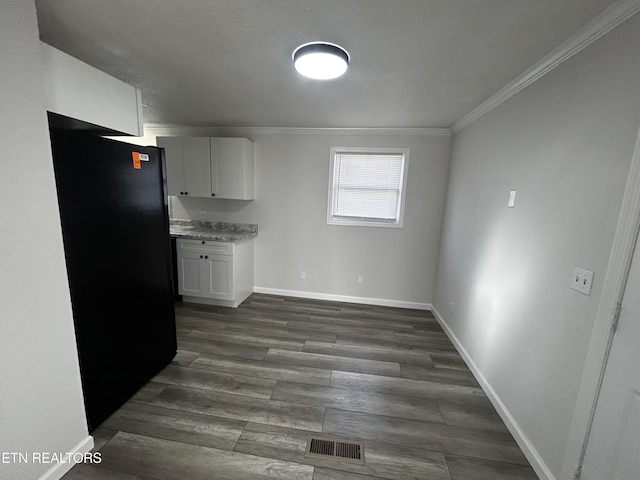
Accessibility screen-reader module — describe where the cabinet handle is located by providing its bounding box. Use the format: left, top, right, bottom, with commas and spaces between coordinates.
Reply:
185, 192, 189, 195
180, 191, 184, 195
201, 241, 205, 244
211, 193, 215, 197
205, 255, 208, 259
200, 255, 203, 259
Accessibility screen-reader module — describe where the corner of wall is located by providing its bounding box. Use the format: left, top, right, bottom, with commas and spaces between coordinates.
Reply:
431, 306, 556, 480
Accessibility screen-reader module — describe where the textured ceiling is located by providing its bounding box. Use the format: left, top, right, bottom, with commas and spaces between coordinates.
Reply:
36, 0, 615, 128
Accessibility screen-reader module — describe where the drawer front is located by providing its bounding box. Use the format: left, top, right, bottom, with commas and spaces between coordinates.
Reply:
178, 238, 234, 255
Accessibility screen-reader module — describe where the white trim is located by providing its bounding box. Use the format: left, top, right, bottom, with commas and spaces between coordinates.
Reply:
143, 124, 450, 137
135, 88, 144, 137
182, 295, 246, 309
38, 435, 94, 480
431, 307, 556, 480
561, 102, 640, 479
452, 0, 640, 133
253, 286, 431, 311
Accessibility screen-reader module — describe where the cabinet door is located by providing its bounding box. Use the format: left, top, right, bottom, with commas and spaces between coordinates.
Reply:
183, 137, 212, 197
204, 254, 234, 300
177, 250, 205, 297
211, 138, 254, 200
157, 137, 184, 196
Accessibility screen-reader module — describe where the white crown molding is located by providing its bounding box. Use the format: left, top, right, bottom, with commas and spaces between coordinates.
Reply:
452, 0, 640, 134
143, 124, 450, 137
253, 286, 431, 311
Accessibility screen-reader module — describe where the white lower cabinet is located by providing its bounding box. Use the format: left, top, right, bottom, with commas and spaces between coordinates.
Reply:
176, 238, 253, 308
178, 250, 207, 297
204, 254, 233, 300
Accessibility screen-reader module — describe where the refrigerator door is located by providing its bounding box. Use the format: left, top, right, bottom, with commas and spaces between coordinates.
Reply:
50, 129, 176, 431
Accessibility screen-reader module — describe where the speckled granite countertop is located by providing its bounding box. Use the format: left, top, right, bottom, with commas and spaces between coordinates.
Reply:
170, 219, 258, 243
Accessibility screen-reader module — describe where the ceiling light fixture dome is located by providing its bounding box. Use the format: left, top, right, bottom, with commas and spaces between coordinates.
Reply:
293, 42, 349, 80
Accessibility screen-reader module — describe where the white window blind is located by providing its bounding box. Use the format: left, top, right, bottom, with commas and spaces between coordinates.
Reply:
328, 148, 409, 228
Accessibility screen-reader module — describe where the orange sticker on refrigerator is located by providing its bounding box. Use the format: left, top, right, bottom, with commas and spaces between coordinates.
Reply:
132, 152, 141, 169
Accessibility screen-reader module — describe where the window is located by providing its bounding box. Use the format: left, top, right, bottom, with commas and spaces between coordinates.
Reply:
327, 147, 409, 228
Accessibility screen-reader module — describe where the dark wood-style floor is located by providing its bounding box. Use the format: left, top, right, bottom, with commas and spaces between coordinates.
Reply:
63, 294, 537, 480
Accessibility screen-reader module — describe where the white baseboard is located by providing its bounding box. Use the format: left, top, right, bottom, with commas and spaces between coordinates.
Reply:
38, 435, 94, 480
253, 286, 431, 311
431, 306, 556, 480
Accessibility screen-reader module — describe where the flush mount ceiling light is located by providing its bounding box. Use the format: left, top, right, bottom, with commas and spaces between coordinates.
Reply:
293, 42, 349, 80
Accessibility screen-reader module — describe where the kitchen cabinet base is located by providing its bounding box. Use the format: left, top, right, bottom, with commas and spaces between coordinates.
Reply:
181, 292, 252, 309
176, 238, 254, 308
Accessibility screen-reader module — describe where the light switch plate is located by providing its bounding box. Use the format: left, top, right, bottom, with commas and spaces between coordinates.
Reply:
571, 267, 594, 296
508, 190, 517, 208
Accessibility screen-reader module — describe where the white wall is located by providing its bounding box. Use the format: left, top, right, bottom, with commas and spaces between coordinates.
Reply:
41, 42, 144, 136
131, 127, 450, 307
0, 2, 90, 479
433, 12, 640, 479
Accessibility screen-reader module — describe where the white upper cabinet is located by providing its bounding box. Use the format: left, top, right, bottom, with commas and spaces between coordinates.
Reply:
158, 136, 254, 200
183, 137, 213, 197
157, 137, 184, 196
211, 138, 255, 200
157, 137, 212, 197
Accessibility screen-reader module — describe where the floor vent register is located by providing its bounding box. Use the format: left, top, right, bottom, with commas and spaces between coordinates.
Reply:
304, 435, 365, 465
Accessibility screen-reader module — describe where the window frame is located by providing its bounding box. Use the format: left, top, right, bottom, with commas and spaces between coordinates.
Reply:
326, 147, 410, 228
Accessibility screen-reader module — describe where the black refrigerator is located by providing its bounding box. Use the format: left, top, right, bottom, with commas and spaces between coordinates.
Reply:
49, 125, 177, 432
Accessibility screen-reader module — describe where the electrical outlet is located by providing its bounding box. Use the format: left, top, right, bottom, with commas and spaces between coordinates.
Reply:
357, 275, 364, 285
571, 267, 594, 296
199, 211, 208, 219
300, 270, 306, 280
